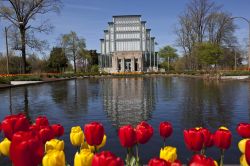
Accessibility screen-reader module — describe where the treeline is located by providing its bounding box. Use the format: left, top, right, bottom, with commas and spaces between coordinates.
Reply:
0, 44, 99, 74
159, 0, 246, 71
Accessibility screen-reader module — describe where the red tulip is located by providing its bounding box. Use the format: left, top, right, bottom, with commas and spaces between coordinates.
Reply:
183, 128, 204, 151
148, 158, 182, 166
171, 160, 182, 166
10, 131, 44, 166
136, 121, 154, 144
51, 124, 64, 137
39, 126, 55, 144
84, 122, 104, 146
214, 127, 232, 150
29, 124, 40, 132
92, 151, 124, 166
35, 116, 49, 127
0, 122, 2, 133
118, 125, 137, 148
1, 114, 30, 140
200, 128, 213, 148
189, 154, 216, 166
237, 123, 250, 138
159, 122, 173, 139
245, 140, 250, 165
148, 157, 168, 166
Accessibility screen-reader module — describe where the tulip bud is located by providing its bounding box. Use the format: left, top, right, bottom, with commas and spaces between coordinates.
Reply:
246, 140, 250, 165
136, 121, 154, 144
159, 122, 173, 139
42, 150, 66, 166
39, 126, 55, 144
214, 126, 232, 150
237, 123, 250, 138
0, 138, 11, 156
1, 114, 30, 140
51, 124, 64, 137
45, 139, 64, 153
148, 157, 168, 166
10, 131, 44, 166
184, 128, 204, 151
160, 146, 177, 163
118, 125, 137, 148
200, 128, 213, 148
238, 139, 250, 153
92, 151, 124, 166
84, 122, 105, 146
88, 135, 107, 151
172, 160, 182, 166
35, 116, 49, 127
74, 149, 94, 166
240, 155, 249, 166
70, 126, 84, 146
189, 154, 217, 166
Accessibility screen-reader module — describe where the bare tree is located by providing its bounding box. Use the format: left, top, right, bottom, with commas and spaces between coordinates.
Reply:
207, 12, 237, 46
187, 0, 220, 43
0, 0, 61, 73
175, 0, 237, 69
61, 31, 86, 73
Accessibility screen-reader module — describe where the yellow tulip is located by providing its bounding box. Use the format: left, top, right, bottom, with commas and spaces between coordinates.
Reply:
195, 127, 202, 130
74, 149, 94, 166
240, 154, 249, 166
88, 134, 107, 152
0, 138, 11, 157
160, 146, 177, 163
70, 126, 84, 146
42, 150, 65, 166
219, 126, 229, 130
239, 139, 250, 154
214, 160, 218, 166
45, 139, 64, 153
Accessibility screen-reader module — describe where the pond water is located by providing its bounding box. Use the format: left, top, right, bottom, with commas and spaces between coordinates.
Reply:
0, 77, 249, 165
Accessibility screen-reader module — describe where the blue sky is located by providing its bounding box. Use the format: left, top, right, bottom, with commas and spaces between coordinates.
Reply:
0, 0, 250, 56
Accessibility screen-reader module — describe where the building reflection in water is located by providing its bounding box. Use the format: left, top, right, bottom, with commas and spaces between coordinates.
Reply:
101, 77, 156, 127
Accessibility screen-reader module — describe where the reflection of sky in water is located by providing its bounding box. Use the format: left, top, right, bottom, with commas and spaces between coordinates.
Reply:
0, 77, 249, 165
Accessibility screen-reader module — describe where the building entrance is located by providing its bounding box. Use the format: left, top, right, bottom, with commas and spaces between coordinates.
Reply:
118, 60, 121, 71
135, 59, 138, 71
125, 59, 131, 71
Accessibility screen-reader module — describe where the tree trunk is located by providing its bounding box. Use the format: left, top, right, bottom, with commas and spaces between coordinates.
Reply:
73, 37, 76, 73
20, 27, 27, 73
73, 56, 76, 73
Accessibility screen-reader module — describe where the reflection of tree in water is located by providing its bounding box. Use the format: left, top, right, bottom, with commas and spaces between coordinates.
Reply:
50, 79, 100, 115
51, 81, 70, 104
180, 79, 237, 129
23, 87, 32, 123
101, 77, 156, 128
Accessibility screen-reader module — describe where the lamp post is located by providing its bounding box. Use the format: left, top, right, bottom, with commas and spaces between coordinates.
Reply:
231, 17, 250, 69
5, 25, 13, 74
234, 48, 237, 71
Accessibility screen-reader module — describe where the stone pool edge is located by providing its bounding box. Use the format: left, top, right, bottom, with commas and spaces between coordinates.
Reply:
0, 78, 76, 89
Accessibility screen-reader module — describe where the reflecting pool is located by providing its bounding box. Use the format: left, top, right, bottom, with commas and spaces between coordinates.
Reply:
0, 77, 249, 165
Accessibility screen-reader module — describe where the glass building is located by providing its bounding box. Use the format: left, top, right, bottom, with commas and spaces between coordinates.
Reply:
99, 15, 158, 73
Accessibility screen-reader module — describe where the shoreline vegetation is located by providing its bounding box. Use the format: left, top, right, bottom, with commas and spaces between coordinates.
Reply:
0, 70, 250, 88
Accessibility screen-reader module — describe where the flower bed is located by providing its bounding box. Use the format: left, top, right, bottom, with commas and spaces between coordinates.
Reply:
0, 113, 249, 166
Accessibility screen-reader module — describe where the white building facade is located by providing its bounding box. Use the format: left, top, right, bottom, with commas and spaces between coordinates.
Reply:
99, 15, 158, 73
